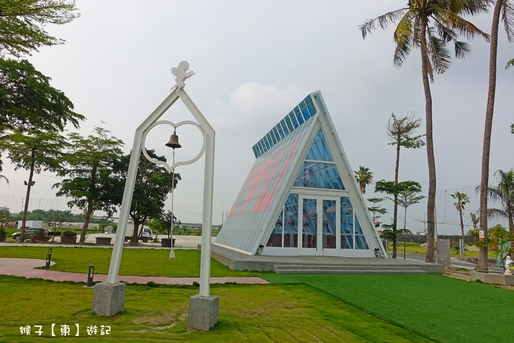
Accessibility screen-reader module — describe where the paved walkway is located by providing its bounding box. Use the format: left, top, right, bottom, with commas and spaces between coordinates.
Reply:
0, 258, 269, 285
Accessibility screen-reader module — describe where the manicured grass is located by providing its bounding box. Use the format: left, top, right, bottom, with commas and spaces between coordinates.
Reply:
270, 273, 514, 343
0, 246, 260, 277
2, 246, 513, 342
388, 242, 497, 257
0, 276, 433, 342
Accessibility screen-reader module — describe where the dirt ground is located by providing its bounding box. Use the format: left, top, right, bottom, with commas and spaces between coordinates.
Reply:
443, 267, 514, 291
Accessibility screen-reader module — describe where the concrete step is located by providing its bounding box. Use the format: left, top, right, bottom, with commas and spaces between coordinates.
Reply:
273, 264, 427, 275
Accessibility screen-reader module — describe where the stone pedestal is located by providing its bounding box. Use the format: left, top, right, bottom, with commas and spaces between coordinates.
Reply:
187, 295, 219, 331
92, 282, 126, 316
470, 271, 514, 286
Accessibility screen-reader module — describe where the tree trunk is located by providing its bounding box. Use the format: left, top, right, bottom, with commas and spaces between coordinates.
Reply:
459, 209, 465, 255
21, 150, 36, 241
131, 217, 142, 244
420, 19, 436, 263
392, 140, 401, 258
478, 0, 502, 271
80, 202, 93, 244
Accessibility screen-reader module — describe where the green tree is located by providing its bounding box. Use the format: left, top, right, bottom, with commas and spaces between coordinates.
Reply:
53, 127, 124, 244
485, 169, 514, 234
360, 1, 488, 263
451, 191, 470, 254
0, 59, 84, 135
478, 0, 514, 272
397, 189, 424, 259
354, 166, 373, 194
111, 149, 180, 243
0, 0, 79, 57
0, 131, 67, 240
367, 197, 388, 227
375, 179, 422, 258
385, 113, 424, 255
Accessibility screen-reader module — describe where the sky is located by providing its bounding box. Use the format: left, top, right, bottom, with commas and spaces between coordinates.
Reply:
1, 0, 512, 234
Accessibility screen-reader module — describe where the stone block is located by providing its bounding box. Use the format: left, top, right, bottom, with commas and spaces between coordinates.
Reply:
187, 295, 219, 331
470, 271, 514, 286
92, 282, 126, 316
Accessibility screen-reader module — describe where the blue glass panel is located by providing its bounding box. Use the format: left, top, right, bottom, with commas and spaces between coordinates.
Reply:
294, 108, 304, 125
263, 137, 270, 150
252, 145, 258, 157
258, 141, 265, 155
355, 217, 369, 249
340, 196, 353, 249
273, 126, 281, 141
304, 95, 316, 116
285, 116, 294, 131
300, 101, 310, 120
294, 162, 344, 189
268, 132, 276, 145
280, 120, 289, 135
284, 193, 298, 247
322, 199, 336, 249
305, 128, 334, 162
267, 211, 283, 247
289, 112, 299, 128
276, 123, 285, 139
302, 198, 317, 248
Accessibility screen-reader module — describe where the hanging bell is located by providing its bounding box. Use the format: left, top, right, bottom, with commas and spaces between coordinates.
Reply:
165, 129, 182, 149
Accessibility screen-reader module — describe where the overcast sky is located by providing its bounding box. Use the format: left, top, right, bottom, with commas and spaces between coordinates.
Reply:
1, 0, 512, 234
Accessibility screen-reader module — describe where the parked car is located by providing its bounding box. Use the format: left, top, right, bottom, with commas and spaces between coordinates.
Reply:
11, 228, 51, 241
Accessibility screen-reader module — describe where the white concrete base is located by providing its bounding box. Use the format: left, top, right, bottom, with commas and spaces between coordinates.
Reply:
187, 295, 219, 331
470, 271, 514, 286
92, 282, 126, 316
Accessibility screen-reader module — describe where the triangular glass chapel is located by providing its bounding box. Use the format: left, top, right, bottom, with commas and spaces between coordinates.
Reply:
215, 91, 385, 257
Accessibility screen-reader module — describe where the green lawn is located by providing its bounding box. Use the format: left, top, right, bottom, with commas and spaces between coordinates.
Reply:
0, 246, 260, 277
0, 276, 432, 342
263, 273, 514, 343
1, 246, 513, 342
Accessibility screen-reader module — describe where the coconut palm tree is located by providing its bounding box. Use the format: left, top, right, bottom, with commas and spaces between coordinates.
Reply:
360, 1, 489, 262
451, 191, 470, 254
478, 0, 514, 272
354, 166, 373, 194
486, 169, 514, 234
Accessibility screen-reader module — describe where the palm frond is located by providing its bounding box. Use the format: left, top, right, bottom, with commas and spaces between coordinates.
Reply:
394, 34, 413, 68
502, 0, 514, 42
360, 8, 409, 39
454, 40, 471, 58
506, 57, 514, 69
457, 0, 492, 16
427, 30, 451, 74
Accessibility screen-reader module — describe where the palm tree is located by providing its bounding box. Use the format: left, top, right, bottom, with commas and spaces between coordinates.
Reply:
507, 58, 514, 68
478, 0, 514, 272
360, 1, 489, 262
451, 191, 470, 254
486, 169, 514, 234
354, 166, 373, 194
470, 212, 480, 236
386, 113, 424, 255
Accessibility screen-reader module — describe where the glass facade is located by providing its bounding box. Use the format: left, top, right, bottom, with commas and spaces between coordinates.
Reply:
293, 129, 344, 190
217, 91, 376, 256
266, 128, 369, 252
252, 94, 318, 158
